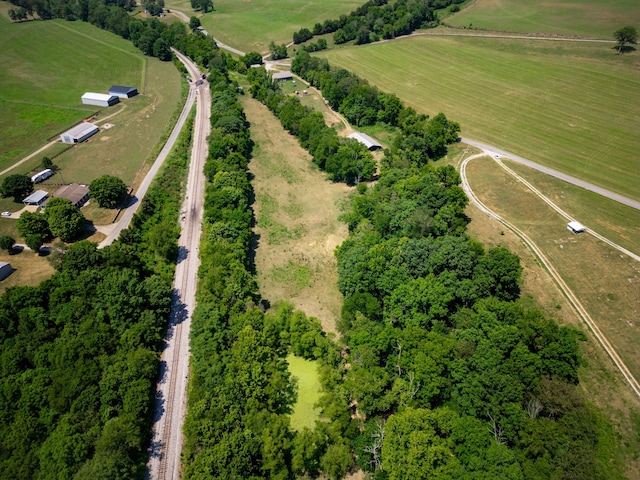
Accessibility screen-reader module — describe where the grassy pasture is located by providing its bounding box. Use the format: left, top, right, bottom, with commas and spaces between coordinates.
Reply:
445, 0, 640, 40
0, 19, 145, 166
287, 354, 322, 431
198, 0, 362, 54
319, 36, 640, 200
467, 156, 640, 383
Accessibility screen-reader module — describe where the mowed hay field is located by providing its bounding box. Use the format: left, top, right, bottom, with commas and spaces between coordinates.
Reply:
199, 0, 362, 54
445, 0, 640, 39
243, 95, 350, 334
0, 18, 182, 186
0, 18, 145, 166
319, 36, 640, 200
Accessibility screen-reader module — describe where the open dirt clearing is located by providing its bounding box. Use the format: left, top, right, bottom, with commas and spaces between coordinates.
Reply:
243, 96, 351, 334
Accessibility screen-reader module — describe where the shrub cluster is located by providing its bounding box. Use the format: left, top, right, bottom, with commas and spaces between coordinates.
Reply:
293, 0, 462, 47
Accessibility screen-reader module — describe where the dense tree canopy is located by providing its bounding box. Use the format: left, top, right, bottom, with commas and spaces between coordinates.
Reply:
90, 175, 127, 209
44, 197, 86, 242
1, 174, 33, 200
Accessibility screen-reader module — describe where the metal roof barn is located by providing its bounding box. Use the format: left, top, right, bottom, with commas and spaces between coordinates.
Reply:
271, 71, 293, 81
109, 86, 138, 98
347, 132, 383, 150
81, 92, 120, 107
22, 190, 49, 206
60, 122, 99, 144
0, 262, 13, 281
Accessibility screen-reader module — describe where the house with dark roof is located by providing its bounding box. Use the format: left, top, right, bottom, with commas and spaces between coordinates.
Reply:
51, 183, 90, 208
0, 262, 13, 281
109, 86, 138, 99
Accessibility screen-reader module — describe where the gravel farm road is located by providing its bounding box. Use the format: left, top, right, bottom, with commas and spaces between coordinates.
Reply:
460, 137, 640, 211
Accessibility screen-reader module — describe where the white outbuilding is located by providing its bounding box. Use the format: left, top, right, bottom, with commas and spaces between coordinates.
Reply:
567, 221, 586, 234
31, 169, 54, 183
0, 262, 13, 281
271, 71, 293, 81
81, 92, 120, 107
347, 132, 383, 150
23, 190, 49, 206
60, 122, 99, 144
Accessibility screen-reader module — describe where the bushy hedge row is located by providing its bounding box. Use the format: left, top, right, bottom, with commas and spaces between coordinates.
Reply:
247, 68, 376, 185
0, 110, 194, 479
183, 71, 359, 479
293, 0, 463, 47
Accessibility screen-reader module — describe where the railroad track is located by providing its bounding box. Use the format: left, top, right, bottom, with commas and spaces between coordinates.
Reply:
147, 50, 210, 480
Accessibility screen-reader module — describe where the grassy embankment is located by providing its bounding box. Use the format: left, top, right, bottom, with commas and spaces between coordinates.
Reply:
444, 0, 640, 39
319, 36, 640, 202
198, 0, 362, 54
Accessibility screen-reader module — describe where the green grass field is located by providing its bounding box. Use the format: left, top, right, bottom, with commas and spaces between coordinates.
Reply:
319, 36, 640, 200
0, 18, 146, 166
197, 0, 362, 54
287, 354, 322, 431
445, 0, 640, 39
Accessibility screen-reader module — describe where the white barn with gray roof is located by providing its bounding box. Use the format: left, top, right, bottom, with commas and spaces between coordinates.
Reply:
347, 132, 382, 150
60, 122, 99, 144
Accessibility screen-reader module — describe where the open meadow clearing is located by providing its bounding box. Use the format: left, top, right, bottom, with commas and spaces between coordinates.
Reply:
242, 95, 350, 333
319, 35, 640, 200
198, 0, 362, 54
445, 0, 640, 39
0, 19, 149, 166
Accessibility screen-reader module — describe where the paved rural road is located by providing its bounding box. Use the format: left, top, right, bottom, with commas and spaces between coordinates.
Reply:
459, 152, 640, 399
461, 138, 640, 211
145, 50, 209, 480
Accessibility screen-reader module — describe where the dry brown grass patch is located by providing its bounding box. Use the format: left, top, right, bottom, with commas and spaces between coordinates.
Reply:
243, 96, 350, 334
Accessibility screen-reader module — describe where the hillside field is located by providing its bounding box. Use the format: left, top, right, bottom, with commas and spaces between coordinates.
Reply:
319, 35, 640, 200
0, 18, 146, 166
199, 0, 362, 54
445, 0, 640, 39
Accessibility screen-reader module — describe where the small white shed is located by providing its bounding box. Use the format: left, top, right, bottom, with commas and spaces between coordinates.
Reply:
567, 221, 586, 234
60, 122, 99, 144
347, 132, 383, 150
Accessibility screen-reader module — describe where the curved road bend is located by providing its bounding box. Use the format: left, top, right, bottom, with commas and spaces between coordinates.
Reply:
461, 138, 640, 211
145, 50, 210, 480
459, 153, 640, 399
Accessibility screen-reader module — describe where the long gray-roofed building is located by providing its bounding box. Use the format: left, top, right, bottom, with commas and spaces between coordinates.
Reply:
81, 92, 120, 107
22, 190, 49, 206
272, 71, 293, 81
60, 122, 99, 144
109, 86, 138, 98
0, 262, 13, 281
347, 132, 383, 150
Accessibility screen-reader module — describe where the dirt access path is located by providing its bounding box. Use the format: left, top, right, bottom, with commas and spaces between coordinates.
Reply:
460, 152, 640, 399
243, 96, 351, 334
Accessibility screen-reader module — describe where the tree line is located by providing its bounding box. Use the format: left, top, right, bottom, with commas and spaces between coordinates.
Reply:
246, 68, 377, 185
0, 109, 195, 478
182, 67, 359, 479
292, 0, 462, 47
